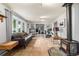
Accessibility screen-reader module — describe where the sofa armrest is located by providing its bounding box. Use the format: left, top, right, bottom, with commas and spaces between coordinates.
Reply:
25, 33, 32, 41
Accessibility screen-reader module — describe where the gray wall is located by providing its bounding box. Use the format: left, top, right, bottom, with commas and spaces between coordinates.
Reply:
0, 4, 8, 43
72, 3, 79, 41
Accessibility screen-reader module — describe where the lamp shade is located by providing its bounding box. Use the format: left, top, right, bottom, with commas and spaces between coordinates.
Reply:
0, 14, 7, 22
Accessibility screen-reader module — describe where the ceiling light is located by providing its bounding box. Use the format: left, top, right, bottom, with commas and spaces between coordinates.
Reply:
40, 16, 49, 18
40, 19, 45, 21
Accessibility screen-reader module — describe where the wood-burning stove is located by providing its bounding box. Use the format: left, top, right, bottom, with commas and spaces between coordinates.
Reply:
59, 3, 78, 56
60, 39, 78, 56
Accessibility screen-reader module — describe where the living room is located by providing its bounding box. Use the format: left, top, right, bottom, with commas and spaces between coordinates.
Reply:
0, 1, 79, 57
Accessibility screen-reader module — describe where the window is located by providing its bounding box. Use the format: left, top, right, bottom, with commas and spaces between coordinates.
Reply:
12, 19, 16, 32
18, 21, 21, 32
22, 23, 25, 32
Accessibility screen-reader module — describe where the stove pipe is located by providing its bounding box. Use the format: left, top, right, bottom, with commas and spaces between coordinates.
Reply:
63, 3, 73, 41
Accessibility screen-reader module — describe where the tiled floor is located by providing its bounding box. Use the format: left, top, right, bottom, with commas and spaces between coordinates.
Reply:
5, 34, 60, 56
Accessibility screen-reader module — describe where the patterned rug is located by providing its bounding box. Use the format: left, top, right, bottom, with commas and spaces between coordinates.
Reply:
48, 47, 66, 56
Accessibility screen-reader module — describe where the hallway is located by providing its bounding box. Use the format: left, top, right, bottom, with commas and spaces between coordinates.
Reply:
5, 35, 59, 56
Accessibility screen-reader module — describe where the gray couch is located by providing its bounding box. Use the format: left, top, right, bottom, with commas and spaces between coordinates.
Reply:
11, 33, 33, 48
0, 33, 33, 55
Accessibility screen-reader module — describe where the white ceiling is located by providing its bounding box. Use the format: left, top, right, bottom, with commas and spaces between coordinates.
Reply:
4, 3, 65, 22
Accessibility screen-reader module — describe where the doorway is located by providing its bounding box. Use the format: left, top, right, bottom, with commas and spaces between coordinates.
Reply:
36, 24, 44, 34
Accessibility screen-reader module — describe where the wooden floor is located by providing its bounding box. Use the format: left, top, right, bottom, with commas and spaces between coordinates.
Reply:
5, 35, 60, 56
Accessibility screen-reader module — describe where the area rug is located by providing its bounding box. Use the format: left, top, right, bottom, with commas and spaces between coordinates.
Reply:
48, 47, 66, 56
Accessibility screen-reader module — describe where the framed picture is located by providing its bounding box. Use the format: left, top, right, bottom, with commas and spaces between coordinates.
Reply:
59, 19, 65, 28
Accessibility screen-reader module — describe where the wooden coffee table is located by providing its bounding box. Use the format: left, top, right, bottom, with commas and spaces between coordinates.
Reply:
0, 41, 18, 50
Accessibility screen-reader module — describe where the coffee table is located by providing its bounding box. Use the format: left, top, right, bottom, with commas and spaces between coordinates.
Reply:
0, 41, 18, 50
